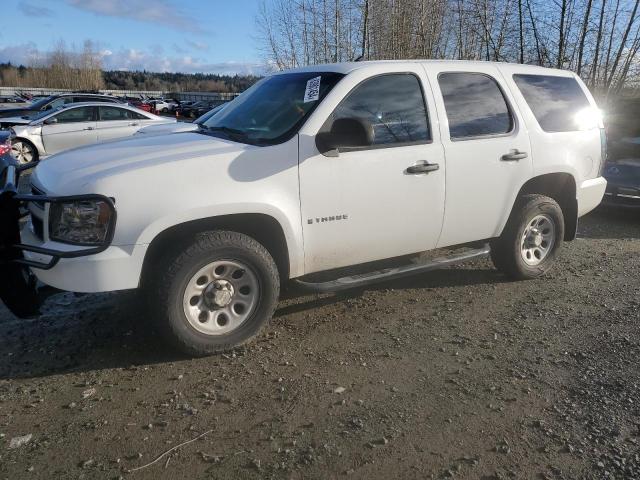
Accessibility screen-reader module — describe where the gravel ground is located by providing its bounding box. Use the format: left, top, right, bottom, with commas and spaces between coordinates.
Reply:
0, 205, 639, 480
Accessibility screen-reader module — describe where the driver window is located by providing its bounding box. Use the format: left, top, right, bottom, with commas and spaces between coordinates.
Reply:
52, 106, 95, 124
331, 74, 431, 146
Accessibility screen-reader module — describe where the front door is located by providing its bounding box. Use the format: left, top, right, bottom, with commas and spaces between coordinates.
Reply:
424, 64, 533, 247
96, 106, 144, 142
298, 68, 446, 274
41, 106, 97, 155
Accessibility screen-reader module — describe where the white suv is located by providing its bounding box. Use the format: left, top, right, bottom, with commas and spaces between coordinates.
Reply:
0, 61, 606, 355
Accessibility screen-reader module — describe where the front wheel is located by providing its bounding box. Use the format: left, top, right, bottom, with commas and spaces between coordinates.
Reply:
147, 231, 280, 356
490, 194, 564, 280
11, 139, 38, 164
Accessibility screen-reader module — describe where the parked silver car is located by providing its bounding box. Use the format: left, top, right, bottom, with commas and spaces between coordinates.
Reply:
8, 102, 176, 163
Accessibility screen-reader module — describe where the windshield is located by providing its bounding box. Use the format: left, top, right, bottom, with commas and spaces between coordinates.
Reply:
28, 106, 64, 121
201, 71, 344, 145
28, 96, 55, 110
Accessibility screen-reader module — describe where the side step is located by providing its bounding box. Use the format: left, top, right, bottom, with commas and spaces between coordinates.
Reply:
293, 245, 490, 293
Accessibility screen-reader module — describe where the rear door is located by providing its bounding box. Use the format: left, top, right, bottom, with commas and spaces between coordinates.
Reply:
97, 106, 147, 141
424, 64, 533, 247
41, 106, 97, 154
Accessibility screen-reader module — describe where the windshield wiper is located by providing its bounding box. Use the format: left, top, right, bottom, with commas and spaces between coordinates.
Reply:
204, 125, 248, 139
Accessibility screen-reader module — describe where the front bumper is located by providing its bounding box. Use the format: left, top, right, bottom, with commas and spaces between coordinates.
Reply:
0, 160, 121, 318
22, 225, 147, 292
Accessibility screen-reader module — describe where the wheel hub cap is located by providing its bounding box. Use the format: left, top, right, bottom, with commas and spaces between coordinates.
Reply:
520, 214, 555, 266
182, 259, 260, 336
204, 280, 235, 308
525, 228, 544, 248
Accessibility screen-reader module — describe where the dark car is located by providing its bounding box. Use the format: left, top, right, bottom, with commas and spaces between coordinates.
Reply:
603, 138, 640, 206
177, 101, 209, 118
0, 93, 122, 126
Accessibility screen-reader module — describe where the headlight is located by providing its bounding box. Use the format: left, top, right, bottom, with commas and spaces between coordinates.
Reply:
49, 199, 115, 245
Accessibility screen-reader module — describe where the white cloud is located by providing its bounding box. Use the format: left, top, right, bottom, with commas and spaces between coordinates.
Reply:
18, 0, 56, 17
0, 43, 264, 76
185, 40, 210, 52
102, 47, 265, 75
0, 42, 42, 66
65, 0, 203, 33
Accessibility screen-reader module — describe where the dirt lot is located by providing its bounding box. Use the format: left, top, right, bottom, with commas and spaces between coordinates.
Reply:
0, 206, 639, 480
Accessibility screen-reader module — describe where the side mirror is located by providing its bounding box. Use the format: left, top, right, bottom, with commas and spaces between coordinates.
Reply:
44, 117, 58, 125
316, 117, 374, 156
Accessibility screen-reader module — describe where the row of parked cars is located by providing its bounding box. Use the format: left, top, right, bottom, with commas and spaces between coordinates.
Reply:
0, 92, 228, 162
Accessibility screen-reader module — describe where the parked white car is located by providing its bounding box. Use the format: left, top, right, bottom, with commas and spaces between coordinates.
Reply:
1, 60, 606, 356
7, 102, 176, 162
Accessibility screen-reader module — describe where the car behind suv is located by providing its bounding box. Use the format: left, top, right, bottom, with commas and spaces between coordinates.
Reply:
0, 93, 122, 127
0, 61, 606, 356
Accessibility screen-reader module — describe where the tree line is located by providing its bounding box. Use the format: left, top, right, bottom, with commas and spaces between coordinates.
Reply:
257, 0, 640, 98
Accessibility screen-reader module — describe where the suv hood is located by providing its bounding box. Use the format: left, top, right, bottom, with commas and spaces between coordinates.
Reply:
136, 122, 199, 136
32, 132, 252, 194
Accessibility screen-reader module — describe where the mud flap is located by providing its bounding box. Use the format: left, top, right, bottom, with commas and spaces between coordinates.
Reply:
0, 188, 44, 318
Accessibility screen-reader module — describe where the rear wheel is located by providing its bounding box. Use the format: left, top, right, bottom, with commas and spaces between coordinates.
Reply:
147, 231, 280, 356
490, 194, 564, 280
11, 139, 37, 164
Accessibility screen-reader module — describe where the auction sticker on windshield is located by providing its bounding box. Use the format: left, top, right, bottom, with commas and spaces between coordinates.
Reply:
304, 76, 321, 103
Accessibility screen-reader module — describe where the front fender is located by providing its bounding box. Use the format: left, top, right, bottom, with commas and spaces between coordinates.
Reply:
138, 203, 305, 278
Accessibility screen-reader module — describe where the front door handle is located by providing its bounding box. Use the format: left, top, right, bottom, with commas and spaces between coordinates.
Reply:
501, 150, 528, 161
83, 127, 95, 130
406, 163, 439, 174
129, 122, 139, 126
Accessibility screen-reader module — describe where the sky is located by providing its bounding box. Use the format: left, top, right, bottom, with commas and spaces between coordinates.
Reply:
0, 0, 265, 75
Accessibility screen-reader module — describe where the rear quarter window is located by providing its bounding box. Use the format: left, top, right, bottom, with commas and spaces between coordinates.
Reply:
512, 74, 592, 132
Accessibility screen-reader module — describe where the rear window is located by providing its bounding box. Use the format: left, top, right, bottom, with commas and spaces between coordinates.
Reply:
438, 72, 513, 139
513, 74, 592, 132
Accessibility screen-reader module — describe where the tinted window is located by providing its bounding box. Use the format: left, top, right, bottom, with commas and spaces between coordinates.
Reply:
513, 74, 592, 132
439, 73, 513, 139
53, 106, 95, 124
201, 72, 344, 145
331, 74, 430, 146
46, 97, 74, 110
99, 106, 134, 121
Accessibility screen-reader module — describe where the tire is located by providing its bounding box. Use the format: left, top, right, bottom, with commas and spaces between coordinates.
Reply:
146, 231, 280, 356
490, 194, 564, 280
162, 108, 168, 113
11, 139, 38, 164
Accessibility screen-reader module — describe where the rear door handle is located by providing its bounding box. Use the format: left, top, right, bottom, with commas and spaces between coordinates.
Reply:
501, 150, 528, 161
406, 163, 439, 174
129, 122, 139, 126
83, 127, 95, 130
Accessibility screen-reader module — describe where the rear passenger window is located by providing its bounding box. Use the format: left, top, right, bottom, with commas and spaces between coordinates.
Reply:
99, 106, 133, 121
513, 74, 592, 132
438, 72, 513, 139
331, 74, 430, 146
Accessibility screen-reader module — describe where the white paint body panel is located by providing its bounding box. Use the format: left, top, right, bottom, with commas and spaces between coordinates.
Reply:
298, 63, 446, 273
20, 60, 606, 293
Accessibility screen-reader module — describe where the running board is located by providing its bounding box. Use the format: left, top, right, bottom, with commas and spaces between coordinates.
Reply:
293, 245, 490, 293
